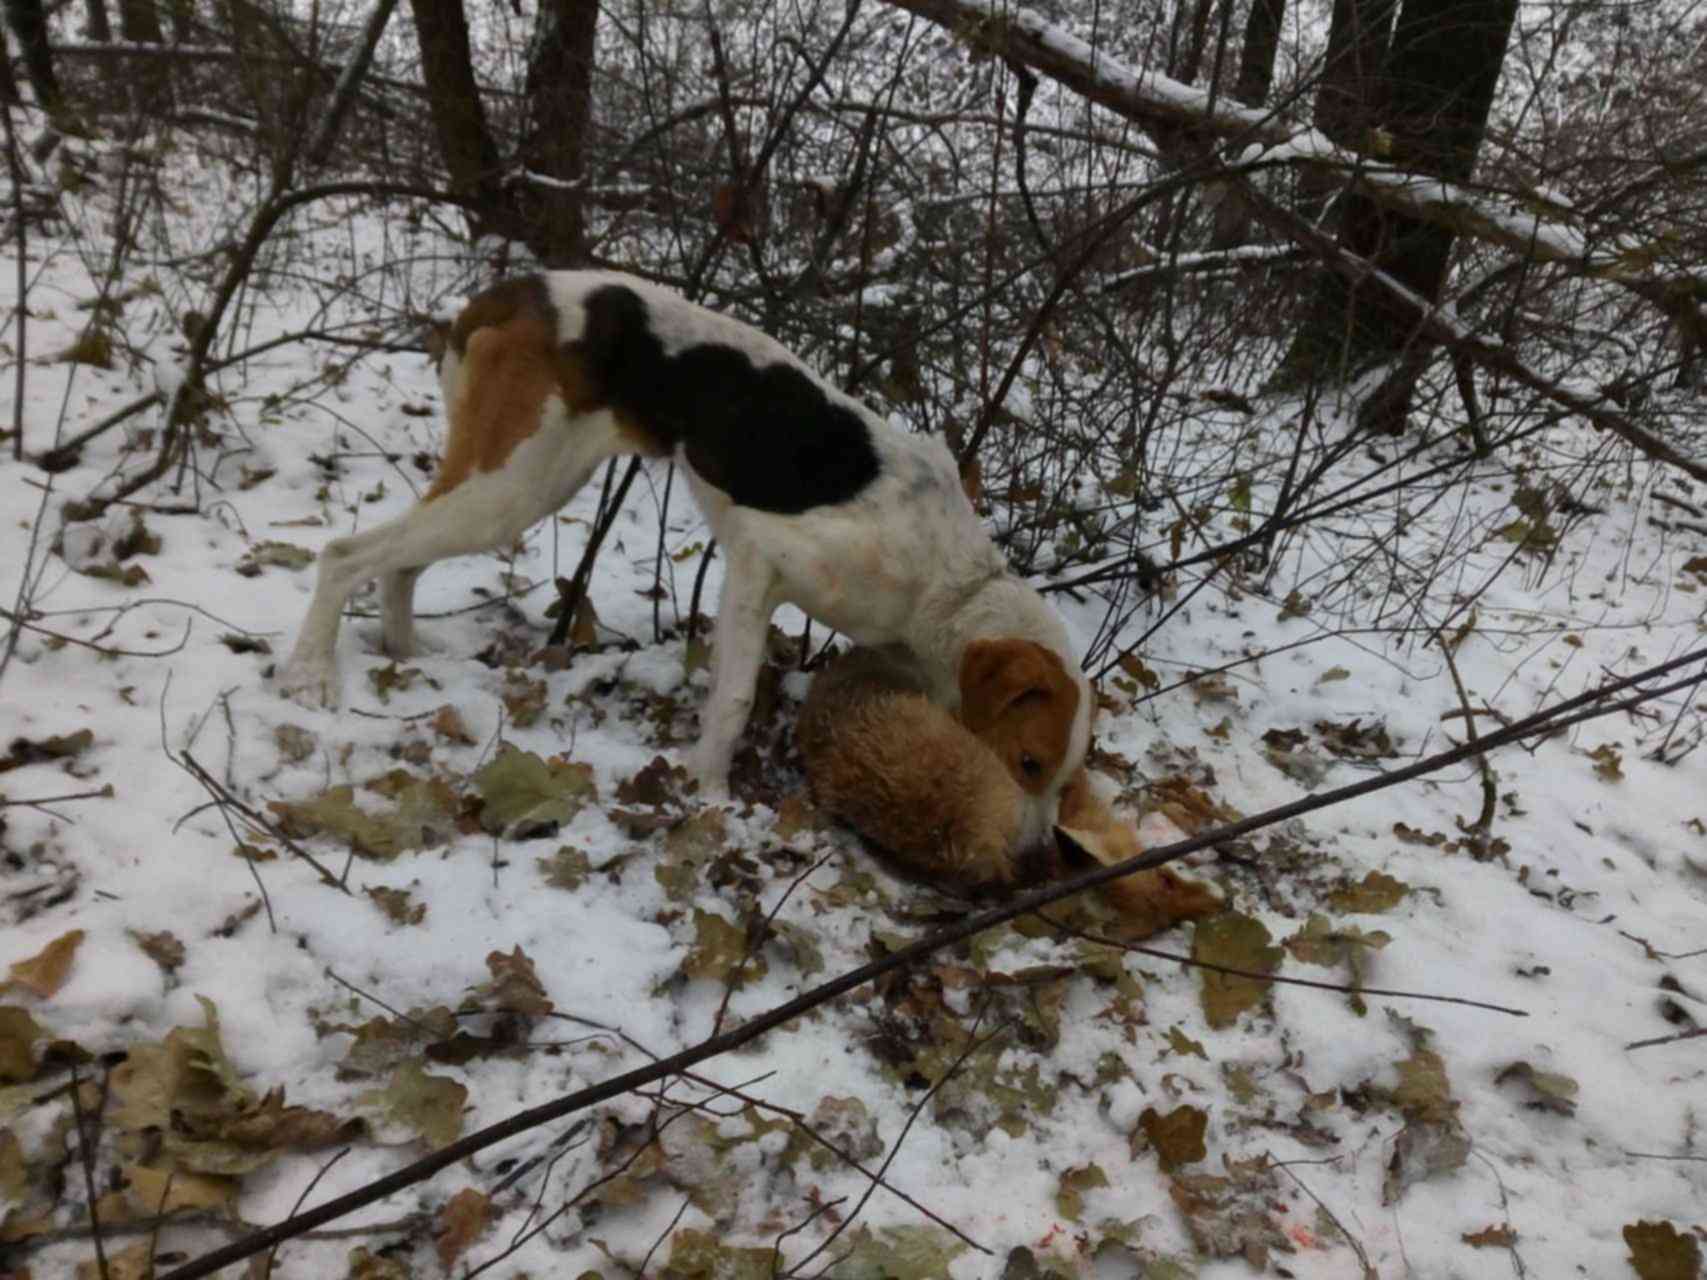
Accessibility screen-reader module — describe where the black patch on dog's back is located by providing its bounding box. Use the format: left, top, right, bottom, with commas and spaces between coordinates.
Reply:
571, 284, 881, 514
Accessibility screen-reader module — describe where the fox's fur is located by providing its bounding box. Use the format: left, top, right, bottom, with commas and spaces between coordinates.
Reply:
798, 648, 1222, 935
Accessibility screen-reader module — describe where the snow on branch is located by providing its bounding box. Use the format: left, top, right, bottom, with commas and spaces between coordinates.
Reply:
879, 0, 1703, 301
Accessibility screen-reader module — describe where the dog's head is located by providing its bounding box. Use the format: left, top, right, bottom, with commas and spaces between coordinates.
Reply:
958, 637, 1090, 847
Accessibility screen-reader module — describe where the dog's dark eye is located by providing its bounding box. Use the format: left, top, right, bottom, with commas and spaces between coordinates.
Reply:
1020, 753, 1042, 778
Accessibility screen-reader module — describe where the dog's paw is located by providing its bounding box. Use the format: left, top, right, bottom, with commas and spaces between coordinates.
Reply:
276, 659, 342, 710
683, 746, 733, 806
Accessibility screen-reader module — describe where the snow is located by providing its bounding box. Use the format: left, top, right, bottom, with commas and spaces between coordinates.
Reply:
2, 112, 1706, 1280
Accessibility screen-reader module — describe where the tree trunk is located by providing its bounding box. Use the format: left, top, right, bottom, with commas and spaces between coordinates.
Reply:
515, 0, 597, 264
117, 0, 164, 41
1279, 0, 1518, 403
117, 0, 169, 107
1209, 0, 1286, 246
83, 0, 112, 43
4, 0, 65, 116
408, 0, 508, 236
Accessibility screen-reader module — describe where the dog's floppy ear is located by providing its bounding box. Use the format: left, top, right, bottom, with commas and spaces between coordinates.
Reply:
958, 637, 1061, 731
958, 638, 1081, 796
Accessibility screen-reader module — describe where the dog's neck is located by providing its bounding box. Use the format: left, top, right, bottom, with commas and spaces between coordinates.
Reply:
920, 573, 1078, 708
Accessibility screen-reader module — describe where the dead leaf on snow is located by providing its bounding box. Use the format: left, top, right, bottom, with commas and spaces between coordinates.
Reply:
366, 662, 433, 704
365, 886, 426, 926
1381, 1014, 1470, 1203
1284, 914, 1390, 1014
1329, 870, 1409, 914
4, 930, 85, 998
1169, 1158, 1291, 1269
472, 744, 596, 837
0, 1006, 44, 1081
1314, 717, 1396, 759
273, 723, 316, 764
1055, 1162, 1110, 1221
76, 1239, 155, 1280
538, 844, 592, 890
1, 728, 95, 773
435, 1187, 492, 1270
430, 704, 478, 746
269, 770, 459, 860
238, 540, 314, 574
1138, 1105, 1208, 1171
122, 1163, 239, 1216
1463, 1224, 1519, 1248
1163, 1025, 1206, 1059
360, 1060, 467, 1147
0, 1126, 24, 1201
502, 670, 549, 727
831, 1224, 969, 1280
1494, 1061, 1579, 1116
664, 1227, 774, 1280
346, 1245, 411, 1279
1623, 1220, 1702, 1280
682, 909, 766, 987
476, 946, 553, 1016
132, 931, 186, 973
1587, 743, 1625, 783
1193, 913, 1281, 1029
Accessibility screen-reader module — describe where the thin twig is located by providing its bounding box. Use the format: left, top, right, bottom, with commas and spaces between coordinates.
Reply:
174, 750, 347, 894
1274, 1156, 1376, 1280
1625, 1026, 1707, 1052
67, 1059, 111, 1280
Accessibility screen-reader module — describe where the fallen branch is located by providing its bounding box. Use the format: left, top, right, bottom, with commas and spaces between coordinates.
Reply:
158, 642, 1707, 1280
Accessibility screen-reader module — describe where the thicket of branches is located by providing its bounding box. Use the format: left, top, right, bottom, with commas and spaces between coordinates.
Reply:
2, 0, 1706, 1273
3, 0, 1703, 687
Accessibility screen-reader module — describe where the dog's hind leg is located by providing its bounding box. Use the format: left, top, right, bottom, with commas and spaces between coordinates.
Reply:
278, 442, 585, 707
686, 542, 777, 798
380, 568, 422, 657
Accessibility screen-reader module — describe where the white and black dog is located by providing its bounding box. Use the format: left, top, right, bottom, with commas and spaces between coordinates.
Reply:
278, 271, 1090, 839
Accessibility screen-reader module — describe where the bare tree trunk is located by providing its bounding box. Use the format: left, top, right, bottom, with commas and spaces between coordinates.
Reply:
407, 0, 509, 237
82, 0, 112, 43
117, 0, 169, 107
116, 0, 164, 41
4, 0, 66, 116
1279, 0, 1518, 409
515, 0, 597, 264
1209, 0, 1286, 247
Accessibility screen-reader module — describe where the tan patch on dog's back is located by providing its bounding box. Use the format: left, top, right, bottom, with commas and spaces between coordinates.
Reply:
958, 637, 1080, 796
426, 281, 659, 501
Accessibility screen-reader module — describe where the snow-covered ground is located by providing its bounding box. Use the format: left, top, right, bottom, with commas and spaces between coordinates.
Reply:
3, 128, 1705, 1280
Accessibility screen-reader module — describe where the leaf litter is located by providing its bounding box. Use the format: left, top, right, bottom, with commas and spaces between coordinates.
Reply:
3, 175, 1705, 1280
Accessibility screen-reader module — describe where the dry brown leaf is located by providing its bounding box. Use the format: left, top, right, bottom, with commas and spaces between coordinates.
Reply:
122, 1163, 239, 1216
435, 1187, 492, 1269
4, 931, 85, 999
1463, 1224, 1519, 1248
76, 1240, 154, 1280
430, 704, 478, 746
479, 946, 553, 1016
1139, 1104, 1209, 1170
1624, 1220, 1703, 1280
0, 1006, 44, 1082
132, 931, 186, 972
0, 1127, 25, 1202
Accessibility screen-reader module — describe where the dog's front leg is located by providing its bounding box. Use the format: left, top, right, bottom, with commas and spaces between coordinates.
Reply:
686, 553, 775, 800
